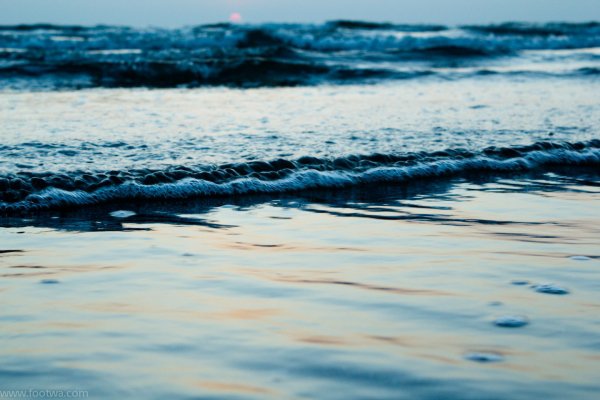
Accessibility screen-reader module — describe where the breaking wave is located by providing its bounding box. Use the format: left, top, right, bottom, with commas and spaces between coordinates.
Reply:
1, 140, 598, 214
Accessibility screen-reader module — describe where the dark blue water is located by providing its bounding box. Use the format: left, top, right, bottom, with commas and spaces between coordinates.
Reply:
1, 21, 600, 89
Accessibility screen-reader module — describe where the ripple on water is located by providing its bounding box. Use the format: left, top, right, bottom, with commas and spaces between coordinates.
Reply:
494, 315, 529, 328
40, 279, 59, 284
570, 255, 591, 261
464, 352, 504, 363
532, 283, 570, 295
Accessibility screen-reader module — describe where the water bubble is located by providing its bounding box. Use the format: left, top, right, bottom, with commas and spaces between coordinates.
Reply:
465, 352, 504, 362
494, 315, 529, 328
532, 283, 569, 295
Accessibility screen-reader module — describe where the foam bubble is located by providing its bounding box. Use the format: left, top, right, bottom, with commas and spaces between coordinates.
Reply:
110, 210, 137, 219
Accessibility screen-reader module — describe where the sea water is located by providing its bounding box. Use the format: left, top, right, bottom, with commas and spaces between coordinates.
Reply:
1, 22, 599, 399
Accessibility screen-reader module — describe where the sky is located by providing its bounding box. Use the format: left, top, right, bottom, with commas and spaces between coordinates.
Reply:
0, 0, 599, 27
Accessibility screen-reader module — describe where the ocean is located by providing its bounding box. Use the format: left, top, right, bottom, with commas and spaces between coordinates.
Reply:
1, 21, 599, 399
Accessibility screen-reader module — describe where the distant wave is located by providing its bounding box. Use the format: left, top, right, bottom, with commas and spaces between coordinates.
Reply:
462, 22, 600, 37
325, 20, 448, 31
1, 21, 600, 88
1, 140, 598, 214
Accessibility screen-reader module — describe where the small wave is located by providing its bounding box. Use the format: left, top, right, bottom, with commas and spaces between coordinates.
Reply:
1, 140, 598, 214
0, 23, 90, 32
326, 20, 398, 30
462, 22, 600, 37
0, 57, 400, 87
577, 67, 600, 75
326, 20, 448, 32
1, 60, 596, 90
392, 45, 498, 57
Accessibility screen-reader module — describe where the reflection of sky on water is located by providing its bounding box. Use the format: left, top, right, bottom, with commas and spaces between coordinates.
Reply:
1, 177, 598, 399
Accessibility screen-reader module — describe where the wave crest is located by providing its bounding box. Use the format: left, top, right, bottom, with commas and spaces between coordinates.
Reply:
1, 140, 598, 214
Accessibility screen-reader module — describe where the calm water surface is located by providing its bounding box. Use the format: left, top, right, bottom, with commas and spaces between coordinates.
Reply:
1, 178, 599, 399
